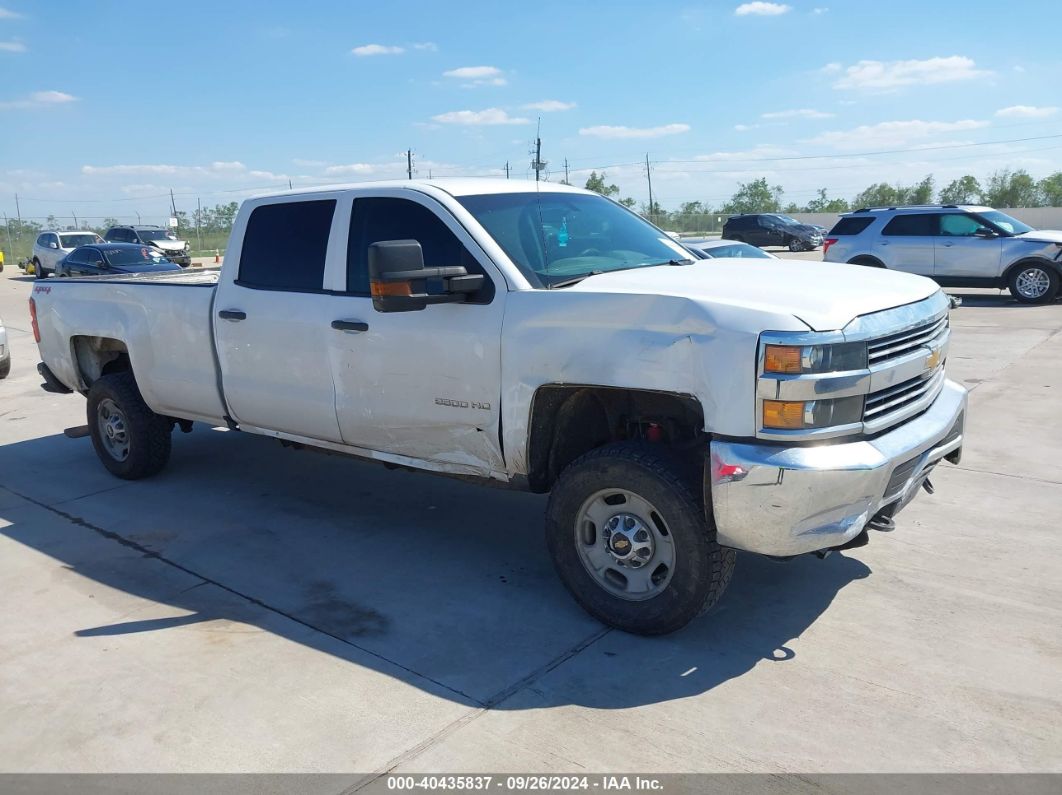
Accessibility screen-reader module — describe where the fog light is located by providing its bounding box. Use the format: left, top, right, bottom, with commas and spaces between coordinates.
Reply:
763, 400, 805, 429
763, 396, 863, 431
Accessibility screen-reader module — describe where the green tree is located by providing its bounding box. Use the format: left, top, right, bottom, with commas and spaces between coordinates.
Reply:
906, 174, 935, 205
722, 177, 783, 214
803, 188, 850, 213
983, 168, 1040, 207
618, 197, 637, 209
852, 183, 899, 208
584, 171, 619, 198
1037, 172, 1062, 206
938, 175, 982, 205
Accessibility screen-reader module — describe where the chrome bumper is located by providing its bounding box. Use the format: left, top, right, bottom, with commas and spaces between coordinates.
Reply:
708, 378, 967, 556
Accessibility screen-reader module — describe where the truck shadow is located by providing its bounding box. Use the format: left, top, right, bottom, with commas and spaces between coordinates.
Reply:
0, 427, 869, 711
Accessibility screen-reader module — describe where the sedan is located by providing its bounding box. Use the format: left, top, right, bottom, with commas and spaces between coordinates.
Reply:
682, 238, 779, 259
56, 243, 185, 278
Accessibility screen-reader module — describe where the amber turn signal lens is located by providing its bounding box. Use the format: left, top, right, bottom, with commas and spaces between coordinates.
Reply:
764, 345, 803, 374
370, 280, 412, 298
762, 400, 806, 429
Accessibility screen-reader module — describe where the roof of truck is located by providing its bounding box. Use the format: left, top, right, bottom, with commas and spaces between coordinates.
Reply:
249, 178, 590, 201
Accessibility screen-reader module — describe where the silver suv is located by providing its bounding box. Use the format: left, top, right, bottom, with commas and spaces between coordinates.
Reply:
823, 205, 1062, 304
31, 230, 103, 279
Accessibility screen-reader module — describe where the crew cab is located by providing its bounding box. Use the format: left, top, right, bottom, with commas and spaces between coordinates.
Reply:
31, 180, 968, 635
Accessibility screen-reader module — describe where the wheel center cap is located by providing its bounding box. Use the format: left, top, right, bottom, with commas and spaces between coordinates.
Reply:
603, 513, 654, 567
610, 534, 632, 555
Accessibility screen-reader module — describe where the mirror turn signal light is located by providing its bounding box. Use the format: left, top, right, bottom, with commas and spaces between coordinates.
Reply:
370, 280, 412, 298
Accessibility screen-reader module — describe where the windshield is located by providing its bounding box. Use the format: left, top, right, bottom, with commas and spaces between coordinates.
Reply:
137, 229, 178, 241
770, 214, 802, 226
457, 192, 691, 287
704, 243, 774, 259
60, 233, 101, 248
103, 247, 173, 266
977, 210, 1033, 235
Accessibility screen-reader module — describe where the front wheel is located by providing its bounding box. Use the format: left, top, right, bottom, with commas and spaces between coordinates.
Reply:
1009, 263, 1059, 304
33, 259, 47, 279
87, 372, 172, 479
546, 443, 735, 635
788, 237, 804, 252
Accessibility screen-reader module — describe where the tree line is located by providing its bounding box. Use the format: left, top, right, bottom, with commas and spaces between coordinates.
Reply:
580, 168, 1062, 233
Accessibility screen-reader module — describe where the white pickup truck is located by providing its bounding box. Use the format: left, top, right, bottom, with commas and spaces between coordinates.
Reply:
31, 179, 968, 635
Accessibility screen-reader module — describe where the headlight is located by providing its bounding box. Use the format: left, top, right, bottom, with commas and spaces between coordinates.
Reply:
762, 396, 863, 430
763, 342, 866, 374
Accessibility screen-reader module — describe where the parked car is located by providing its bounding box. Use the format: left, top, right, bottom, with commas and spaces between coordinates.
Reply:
823, 205, 1062, 304
55, 243, 184, 278
0, 314, 9, 379
103, 225, 191, 266
32, 179, 966, 636
722, 213, 824, 252
682, 238, 779, 259
31, 230, 104, 279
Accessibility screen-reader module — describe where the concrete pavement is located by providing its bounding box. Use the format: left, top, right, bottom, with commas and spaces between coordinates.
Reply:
0, 262, 1059, 777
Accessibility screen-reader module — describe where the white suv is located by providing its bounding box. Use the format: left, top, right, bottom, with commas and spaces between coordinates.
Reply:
31, 230, 103, 279
823, 205, 1062, 304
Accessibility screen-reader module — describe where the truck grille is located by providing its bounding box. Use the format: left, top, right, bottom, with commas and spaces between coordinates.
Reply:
864, 367, 945, 423
867, 314, 948, 366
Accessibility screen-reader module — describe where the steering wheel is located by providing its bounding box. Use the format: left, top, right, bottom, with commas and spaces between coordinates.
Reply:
579, 247, 603, 258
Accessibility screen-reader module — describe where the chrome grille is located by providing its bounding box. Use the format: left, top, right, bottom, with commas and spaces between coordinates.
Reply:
867, 314, 948, 366
864, 367, 945, 423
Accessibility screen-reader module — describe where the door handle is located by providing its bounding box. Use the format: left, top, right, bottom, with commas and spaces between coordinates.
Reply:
331, 319, 369, 332
218, 309, 246, 321
877, 241, 889, 246
942, 242, 955, 247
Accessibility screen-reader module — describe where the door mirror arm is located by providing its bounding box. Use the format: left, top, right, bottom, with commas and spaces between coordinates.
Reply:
368, 240, 484, 312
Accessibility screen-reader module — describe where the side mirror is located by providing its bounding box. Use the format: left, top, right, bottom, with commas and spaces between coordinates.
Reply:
368, 240, 484, 313
974, 227, 997, 239
49, 242, 59, 249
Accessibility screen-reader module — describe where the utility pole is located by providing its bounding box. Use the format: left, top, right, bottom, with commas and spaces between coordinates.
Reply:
645, 153, 654, 222
564, 158, 570, 185
406, 149, 414, 180
196, 197, 203, 252
72, 211, 79, 229
530, 118, 546, 182
136, 211, 141, 224
504, 161, 510, 179
14, 193, 21, 227
169, 189, 179, 233
288, 179, 293, 190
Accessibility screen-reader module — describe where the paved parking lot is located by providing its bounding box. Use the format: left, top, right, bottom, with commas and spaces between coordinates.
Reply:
0, 259, 1060, 778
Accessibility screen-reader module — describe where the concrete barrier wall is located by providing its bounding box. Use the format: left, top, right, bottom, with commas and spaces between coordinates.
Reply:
788, 208, 1062, 231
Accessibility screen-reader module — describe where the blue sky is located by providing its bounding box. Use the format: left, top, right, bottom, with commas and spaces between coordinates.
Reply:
1, 0, 1060, 223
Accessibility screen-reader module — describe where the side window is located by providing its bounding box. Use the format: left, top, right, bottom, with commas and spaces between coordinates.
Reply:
238, 199, 336, 291
881, 214, 937, 236
346, 197, 493, 301
108, 229, 127, 242
84, 249, 104, 265
828, 217, 875, 236
36, 234, 47, 246
65, 248, 87, 264
938, 214, 983, 237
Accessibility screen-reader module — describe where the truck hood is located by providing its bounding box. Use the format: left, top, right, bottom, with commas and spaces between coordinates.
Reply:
149, 240, 186, 250
567, 259, 940, 331
1013, 229, 1062, 244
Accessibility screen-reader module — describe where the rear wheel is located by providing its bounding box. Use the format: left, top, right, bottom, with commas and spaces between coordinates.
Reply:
87, 372, 172, 479
0, 357, 10, 379
1009, 262, 1059, 304
546, 443, 735, 635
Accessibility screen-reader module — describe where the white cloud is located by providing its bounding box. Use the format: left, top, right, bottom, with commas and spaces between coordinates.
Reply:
323, 163, 380, 175
352, 43, 404, 56
0, 40, 26, 53
442, 65, 506, 86
522, 100, 576, 112
0, 6, 22, 19
831, 56, 990, 91
248, 170, 289, 181
735, 2, 791, 16
210, 161, 246, 172
0, 90, 77, 109
579, 123, 691, 139
812, 6, 829, 13
293, 158, 328, 168
995, 105, 1058, 119
805, 119, 989, 150
82, 161, 255, 177
412, 42, 438, 52
432, 108, 529, 125
694, 145, 794, 162
760, 108, 834, 120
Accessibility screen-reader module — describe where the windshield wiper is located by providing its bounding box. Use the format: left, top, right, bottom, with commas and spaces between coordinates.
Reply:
643, 258, 694, 267
548, 270, 603, 289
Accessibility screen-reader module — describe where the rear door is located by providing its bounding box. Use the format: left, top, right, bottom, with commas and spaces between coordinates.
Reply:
933, 212, 1004, 279
875, 213, 936, 275
324, 191, 506, 474
213, 196, 345, 442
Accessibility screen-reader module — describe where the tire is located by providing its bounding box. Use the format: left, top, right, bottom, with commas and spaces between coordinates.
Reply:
1008, 262, 1059, 305
546, 442, 735, 635
33, 258, 47, 279
849, 256, 885, 268
0, 357, 10, 379
87, 372, 172, 479
788, 237, 803, 252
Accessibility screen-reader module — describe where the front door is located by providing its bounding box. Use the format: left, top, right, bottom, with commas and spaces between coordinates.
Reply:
213, 196, 345, 443
325, 193, 506, 474
933, 212, 1004, 279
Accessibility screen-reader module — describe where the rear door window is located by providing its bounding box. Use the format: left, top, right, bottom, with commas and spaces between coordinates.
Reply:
237, 199, 336, 291
881, 214, 937, 236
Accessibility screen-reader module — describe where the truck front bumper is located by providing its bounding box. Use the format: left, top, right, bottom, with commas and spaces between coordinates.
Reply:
707, 378, 967, 556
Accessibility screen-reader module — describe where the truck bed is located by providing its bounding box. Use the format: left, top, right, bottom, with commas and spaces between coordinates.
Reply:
56, 268, 222, 286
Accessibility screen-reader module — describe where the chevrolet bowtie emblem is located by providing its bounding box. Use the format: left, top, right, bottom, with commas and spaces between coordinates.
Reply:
925, 348, 941, 370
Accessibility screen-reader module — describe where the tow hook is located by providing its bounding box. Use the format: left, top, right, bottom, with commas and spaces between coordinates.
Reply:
922, 478, 935, 495
867, 513, 896, 533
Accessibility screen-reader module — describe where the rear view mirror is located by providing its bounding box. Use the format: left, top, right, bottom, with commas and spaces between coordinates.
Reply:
368, 240, 484, 313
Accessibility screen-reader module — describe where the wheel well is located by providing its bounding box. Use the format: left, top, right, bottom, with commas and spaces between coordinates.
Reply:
526, 385, 705, 493
1003, 257, 1061, 284
848, 255, 885, 268
72, 336, 131, 387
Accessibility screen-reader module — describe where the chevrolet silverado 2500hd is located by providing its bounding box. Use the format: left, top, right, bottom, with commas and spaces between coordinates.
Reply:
31, 180, 967, 635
